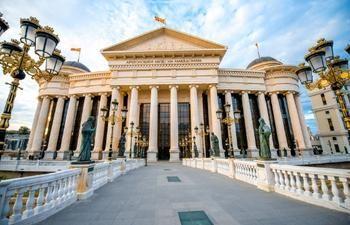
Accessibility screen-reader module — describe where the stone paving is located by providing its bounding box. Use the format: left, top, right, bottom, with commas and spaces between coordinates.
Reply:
38, 163, 350, 225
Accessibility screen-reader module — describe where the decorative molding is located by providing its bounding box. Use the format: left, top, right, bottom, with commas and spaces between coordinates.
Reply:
218, 69, 265, 78
110, 63, 219, 71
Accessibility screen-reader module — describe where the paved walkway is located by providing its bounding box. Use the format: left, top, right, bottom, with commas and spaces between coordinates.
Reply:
38, 163, 350, 225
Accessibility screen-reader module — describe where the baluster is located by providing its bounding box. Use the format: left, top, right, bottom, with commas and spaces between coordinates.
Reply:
0, 194, 11, 224
339, 177, 350, 209
272, 169, 280, 188
294, 172, 303, 195
310, 174, 321, 199
34, 185, 45, 214
44, 183, 53, 209
301, 173, 311, 197
288, 171, 296, 193
58, 179, 64, 205
283, 171, 290, 191
320, 175, 331, 201
9, 188, 25, 223
278, 170, 285, 190
22, 187, 36, 219
329, 176, 342, 204
72, 175, 78, 197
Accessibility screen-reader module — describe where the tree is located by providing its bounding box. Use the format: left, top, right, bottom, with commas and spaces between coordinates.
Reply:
18, 126, 30, 135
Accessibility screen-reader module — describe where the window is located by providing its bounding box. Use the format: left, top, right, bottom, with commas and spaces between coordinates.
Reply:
334, 144, 340, 153
325, 110, 329, 114
321, 93, 327, 105
332, 137, 337, 141
328, 118, 334, 131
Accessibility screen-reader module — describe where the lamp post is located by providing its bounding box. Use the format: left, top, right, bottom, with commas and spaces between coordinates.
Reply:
0, 13, 9, 37
126, 122, 140, 158
100, 99, 128, 160
216, 104, 240, 158
0, 17, 65, 153
194, 123, 210, 158
296, 38, 350, 130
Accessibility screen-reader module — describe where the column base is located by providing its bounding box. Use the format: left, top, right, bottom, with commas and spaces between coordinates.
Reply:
147, 151, 157, 162
70, 163, 95, 200
247, 148, 259, 158
169, 149, 180, 162
270, 148, 278, 158
102, 151, 110, 160
255, 159, 278, 192
91, 151, 102, 160
56, 151, 70, 160
43, 151, 55, 160
301, 148, 314, 157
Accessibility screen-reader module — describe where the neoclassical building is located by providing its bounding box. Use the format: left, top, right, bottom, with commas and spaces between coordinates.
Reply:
25, 27, 312, 162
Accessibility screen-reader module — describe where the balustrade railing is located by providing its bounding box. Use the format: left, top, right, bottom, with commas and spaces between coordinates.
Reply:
92, 162, 109, 190
270, 164, 350, 212
233, 160, 258, 185
0, 169, 80, 225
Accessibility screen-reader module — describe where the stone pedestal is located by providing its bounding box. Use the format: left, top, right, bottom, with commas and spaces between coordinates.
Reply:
301, 148, 314, 157
248, 148, 259, 158
43, 151, 55, 160
70, 163, 95, 200
91, 151, 101, 160
255, 159, 277, 192
169, 151, 180, 162
56, 151, 70, 160
147, 151, 157, 162
211, 158, 218, 173
270, 148, 278, 158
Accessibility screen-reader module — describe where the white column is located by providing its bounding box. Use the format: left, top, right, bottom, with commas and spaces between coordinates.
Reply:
209, 85, 224, 157
30, 96, 51, 155
294, 94, 312, 149
190, 85, 202, 157
126, 86, 139, 158
26, 98, 42, 152
169, 85, 180, 162
92, 93, 108, 160
242, 91, 258, 157
148, 86, 158, 162
113, 89, 124, 153
57, 95, 77, 159
286, 92, 308, 155
225, 91, 239, 155
45, 96, 66, 159
270, 92, 290, 155
257, 92, 277, 157
75, 94, 93, 155
198, 90, 205, 157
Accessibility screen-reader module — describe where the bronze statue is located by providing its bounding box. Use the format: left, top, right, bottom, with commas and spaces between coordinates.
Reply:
210, 132, 220, 157
77, 116, 95, 162
193, 144, 199, 158
118, 133, 126, 157
258, 118, 272, 160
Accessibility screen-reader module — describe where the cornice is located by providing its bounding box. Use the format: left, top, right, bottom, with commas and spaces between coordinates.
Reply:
217, 69, 265, 78
69, 71, 111, 81
110, 63, 219, 71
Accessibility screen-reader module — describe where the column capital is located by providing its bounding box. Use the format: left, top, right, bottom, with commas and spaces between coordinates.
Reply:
83, 93, 94, 98
111, 86, 120, 90
169, 85, 178, 89
256, 91, 266, 96
129, 86, 139, 90
68, 94, 78, 99
285, 91, 296, 95
55, 95, 67, 100
98, 92, 109, 97
224, 90, 233, 94
189, 84, 199, 89
149, 85, 159, 89
208, 84, 217, 89
240, 90, 250, 95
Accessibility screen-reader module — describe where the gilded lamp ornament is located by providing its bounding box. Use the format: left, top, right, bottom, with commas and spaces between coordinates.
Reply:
0, 16, 65, 151
296, 38, 350, 129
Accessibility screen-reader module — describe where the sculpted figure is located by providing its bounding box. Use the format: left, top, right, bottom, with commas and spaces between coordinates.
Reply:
210, 132, 220, 157
193, 144, 199, 158
77, 116, 95, 162
118, 133, 126, 157
258, 118, 272, 160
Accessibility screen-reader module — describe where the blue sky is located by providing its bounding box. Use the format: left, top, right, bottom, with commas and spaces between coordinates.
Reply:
0, 0, 349, 133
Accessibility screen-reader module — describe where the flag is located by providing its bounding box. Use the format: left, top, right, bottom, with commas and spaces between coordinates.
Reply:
70, 48, 81, 52
154, 16, 166, 25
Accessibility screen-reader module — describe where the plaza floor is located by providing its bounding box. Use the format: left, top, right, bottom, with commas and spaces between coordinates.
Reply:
38, 162, 350, 225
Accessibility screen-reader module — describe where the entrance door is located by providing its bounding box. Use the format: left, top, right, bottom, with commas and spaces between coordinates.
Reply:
158, 103, 170, 160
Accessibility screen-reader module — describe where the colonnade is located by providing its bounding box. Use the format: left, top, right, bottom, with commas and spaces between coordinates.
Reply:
26, 85, 312, 161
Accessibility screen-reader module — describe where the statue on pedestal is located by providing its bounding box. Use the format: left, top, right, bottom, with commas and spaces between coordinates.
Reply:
258, 118, 272, 160
210, 132, 220, 157
74, 116, 95, 164
118, 133, 126, 157
193, 144, 199, 158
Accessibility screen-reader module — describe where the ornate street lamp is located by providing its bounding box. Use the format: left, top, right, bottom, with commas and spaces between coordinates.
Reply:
194, 122, 210, 158
0, 13, 9, 37
0, 17, 65, 153
216, 104, 240, 158
101, 99, 127, 160
296, 38, 350, 130
125, 122, 140, 158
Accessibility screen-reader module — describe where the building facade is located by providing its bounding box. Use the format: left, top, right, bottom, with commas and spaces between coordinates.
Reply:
25, 27, 313, 162
308, 87, 350, 154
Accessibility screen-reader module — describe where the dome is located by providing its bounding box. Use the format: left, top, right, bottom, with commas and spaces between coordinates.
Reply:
246, 56, 281, 69
63, 61, 90, 72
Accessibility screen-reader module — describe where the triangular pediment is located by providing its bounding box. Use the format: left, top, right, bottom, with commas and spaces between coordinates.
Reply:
102, 27, 227, 52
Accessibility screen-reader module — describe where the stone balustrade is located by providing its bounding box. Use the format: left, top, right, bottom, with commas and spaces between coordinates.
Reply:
0, 159, 145, 225
0, 169, 80, 225
0, 160, 71, 172
182, 158, 350, 213
270, 164, 350, 213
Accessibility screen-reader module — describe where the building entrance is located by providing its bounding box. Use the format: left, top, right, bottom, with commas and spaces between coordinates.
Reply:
158, 103, 170, 160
